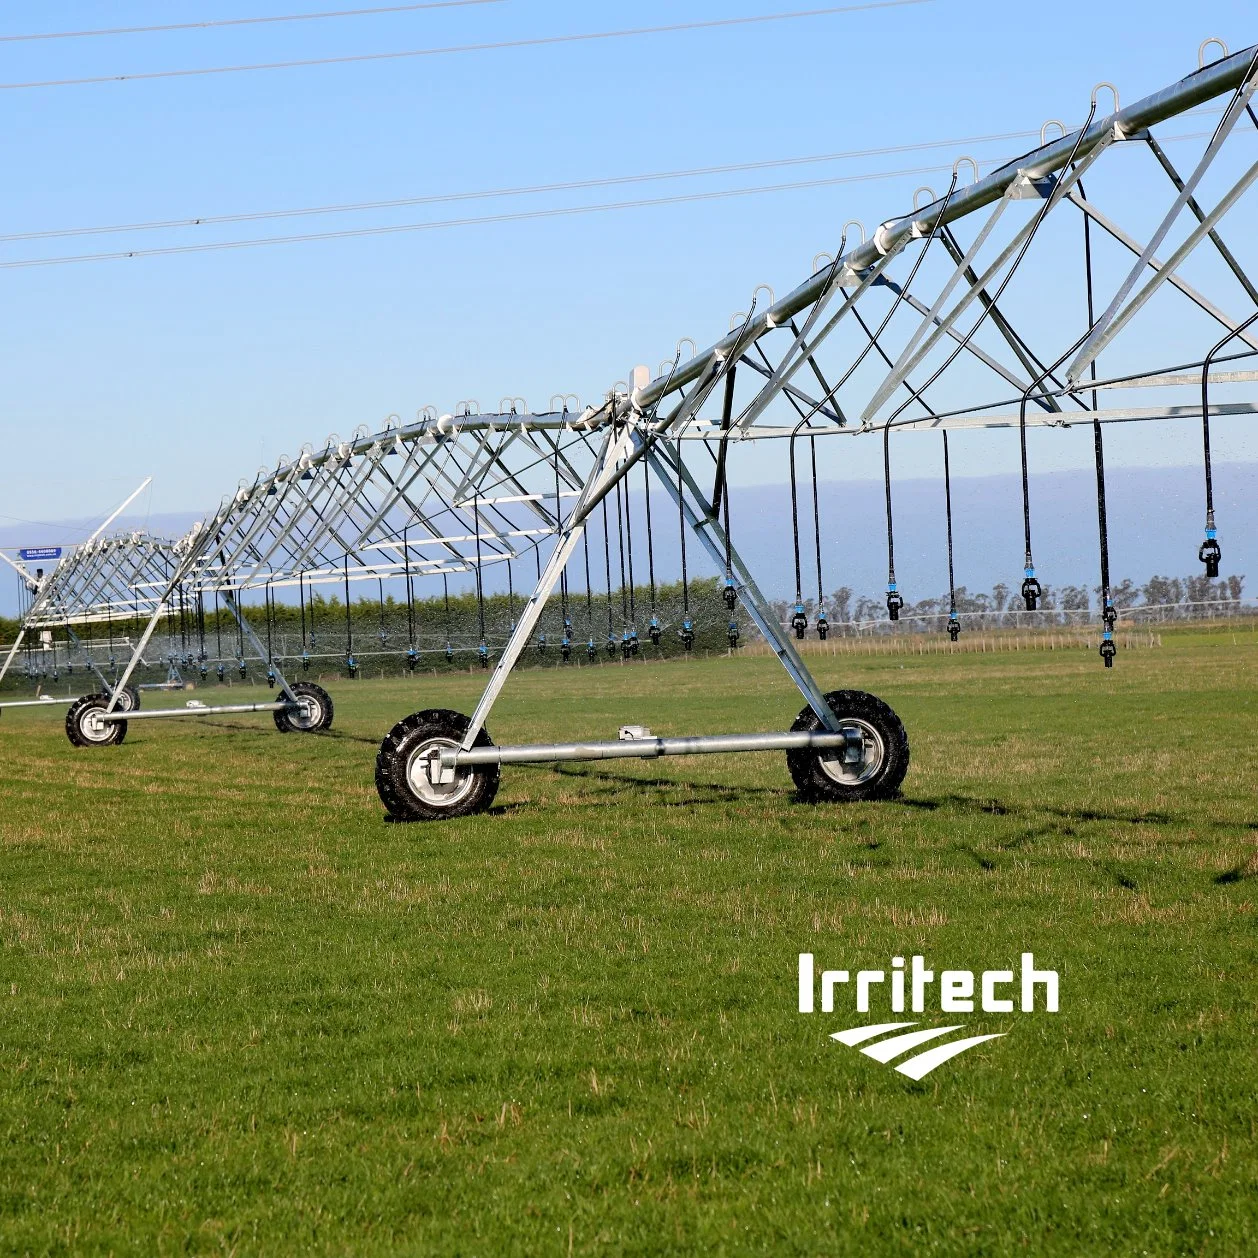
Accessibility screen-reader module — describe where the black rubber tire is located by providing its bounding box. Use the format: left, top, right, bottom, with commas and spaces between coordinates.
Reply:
786, 689, 909, 803
273, 682, 334, 733
114, 685, 141, 713
65, 694, 128, 748
375, 708, 500, 821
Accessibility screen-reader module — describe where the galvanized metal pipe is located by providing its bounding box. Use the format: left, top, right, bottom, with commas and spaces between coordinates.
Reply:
98, 701, 293, 722
439, 729, 853, 768
631, 44, 1258, 416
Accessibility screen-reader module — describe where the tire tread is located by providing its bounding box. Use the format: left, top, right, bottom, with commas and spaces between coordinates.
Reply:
786, 689, 908, 802
375, 708, 500, 821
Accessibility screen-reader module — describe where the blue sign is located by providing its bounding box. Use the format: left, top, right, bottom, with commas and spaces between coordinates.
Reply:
19, 547, 62, 562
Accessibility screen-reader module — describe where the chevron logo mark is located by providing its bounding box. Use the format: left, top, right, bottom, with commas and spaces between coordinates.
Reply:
830, 1022, 1007, 1080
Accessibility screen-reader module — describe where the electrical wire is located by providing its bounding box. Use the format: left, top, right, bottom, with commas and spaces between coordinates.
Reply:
0, 128, 1218, 271
1, 130, 1040, 245
0, 160, 982, 270
2, 3, 936, 91
3, 1, 503, 43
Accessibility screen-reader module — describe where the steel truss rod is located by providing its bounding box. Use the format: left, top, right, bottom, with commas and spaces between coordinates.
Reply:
1066, 52, 1258, 382
1067, 156, 1258, 382
646, 438, 838, 731
732, 353, 844, 426
873, 275, 1055, 408
867, 125, 1114, 426
1063, 188, 1258, 353
1144, 135, 1258, 306
628, 44, 1258, 419
454, 325, 765, 751
734, 244, 908, 432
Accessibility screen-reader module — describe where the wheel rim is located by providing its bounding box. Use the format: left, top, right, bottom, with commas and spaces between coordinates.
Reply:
405, 736, 478, 808
816, 718, 885, 786
114, 689, 135, 712
78, 704, 116, 744
288, 695, 322, 730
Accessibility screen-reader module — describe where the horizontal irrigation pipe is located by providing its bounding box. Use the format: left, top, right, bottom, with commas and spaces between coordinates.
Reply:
98, 701, 295, 722
440, 729, 858, 767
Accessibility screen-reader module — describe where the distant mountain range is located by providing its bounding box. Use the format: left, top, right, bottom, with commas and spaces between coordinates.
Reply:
4, 462, 1252, 615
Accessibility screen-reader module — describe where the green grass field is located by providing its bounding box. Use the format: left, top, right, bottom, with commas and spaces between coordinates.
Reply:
1, 629, 1255, 1255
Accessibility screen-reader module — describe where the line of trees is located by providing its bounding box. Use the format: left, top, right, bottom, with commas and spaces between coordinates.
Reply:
1, 571, 1249, 691
771, 572, 1246, 634
2, 577, 756, 688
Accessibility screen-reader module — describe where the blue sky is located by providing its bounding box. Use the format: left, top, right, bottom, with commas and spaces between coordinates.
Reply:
2, 0, 1256, 540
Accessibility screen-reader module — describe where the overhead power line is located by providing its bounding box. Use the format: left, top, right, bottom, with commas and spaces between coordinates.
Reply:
0, 1, 935, 90
0, 130, 1219, 269
1, 160, 985, 269
0, 1, 504, 43
0, 127, 1039, 245
0, 119, 1221, 248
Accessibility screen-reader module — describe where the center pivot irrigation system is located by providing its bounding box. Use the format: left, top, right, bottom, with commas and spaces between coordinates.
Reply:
2, 409, 585, 745
8, 41, 1257, 823
369, 40, 1258, 820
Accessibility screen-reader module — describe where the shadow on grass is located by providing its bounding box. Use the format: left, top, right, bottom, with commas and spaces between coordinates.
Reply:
196, 720, 381, 746
1215, 863, 1257, 884
547, 763, 781, 802
902, 792, 1174, 828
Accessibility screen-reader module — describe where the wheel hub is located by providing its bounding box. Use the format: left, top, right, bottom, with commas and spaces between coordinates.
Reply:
406, 737, 476, 806
289, 696, 320, 730
80, 706, 113, 743
817, 720, 884, 786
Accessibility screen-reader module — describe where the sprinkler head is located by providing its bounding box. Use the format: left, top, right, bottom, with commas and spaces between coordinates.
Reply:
266, 668, 276, 689
1199, 533, 1221, 578
405, 647, 418, 671
346, 655, 358, 677
817, 613, 829, 641
216, 663, 225, 681
238, 660, 247, 679
303, 651, 312, 671
561, 637, 572, 661
1021, 570, 1041, 612
947, 615, 960, 642
885, 587, 904, 622
648, 617, 661, 646
791, 603, 808, 639
722, 580, 737, 611
587, 638, 597, 661
445, 643, 454, 663
538, 633, 547, 653
727, 620, 740, 648
1100, 634, 1117, 668
478, 642, 489, 669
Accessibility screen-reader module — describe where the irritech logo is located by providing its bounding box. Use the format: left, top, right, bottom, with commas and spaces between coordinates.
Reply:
799, 952, 1059, 1080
